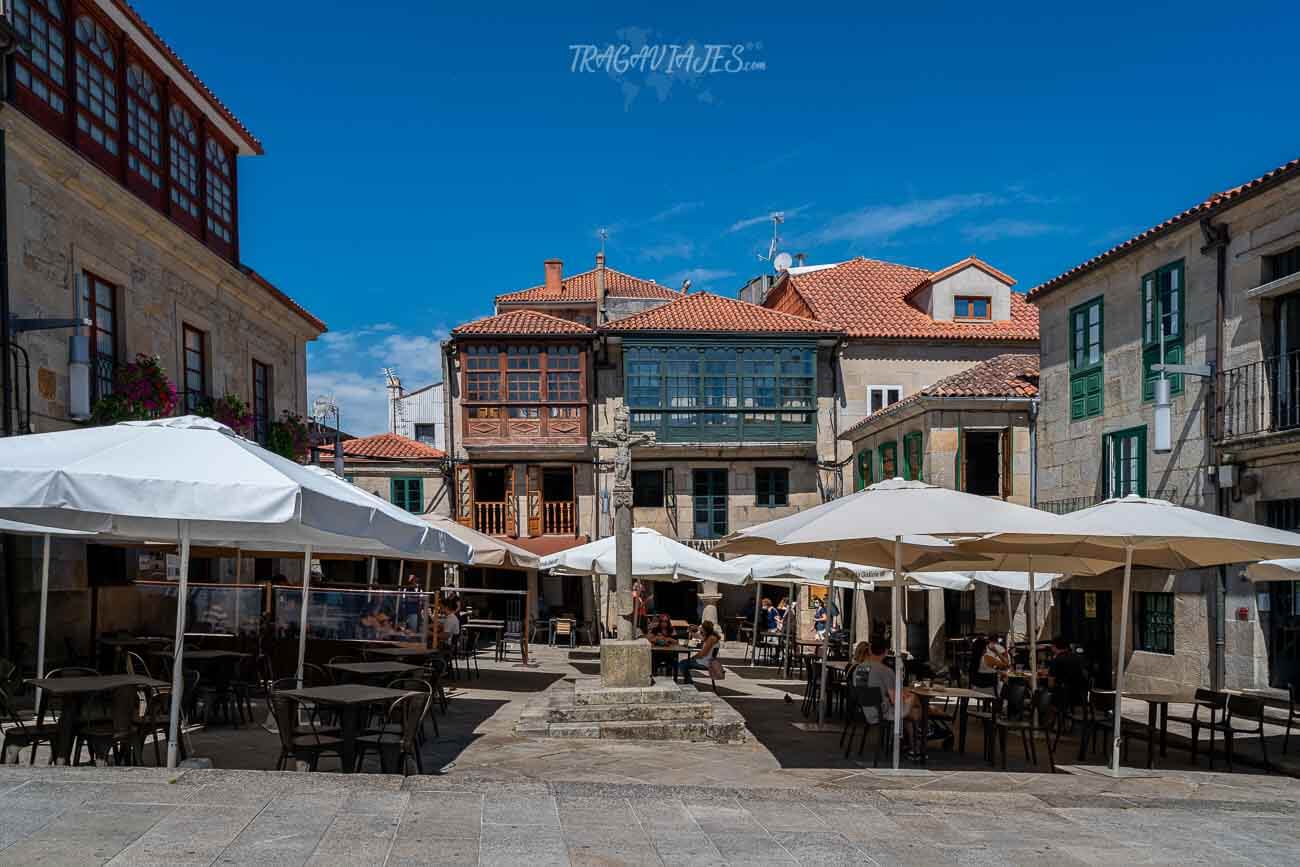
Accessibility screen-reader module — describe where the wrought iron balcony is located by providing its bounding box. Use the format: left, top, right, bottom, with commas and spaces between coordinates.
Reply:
1219, 350, 1300, 441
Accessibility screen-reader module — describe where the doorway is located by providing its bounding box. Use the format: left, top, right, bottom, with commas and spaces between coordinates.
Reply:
693, 469, 728, 539
1055, 589, 1112, 688
541, 467, 576, 535
962, 430, 1002, 496
652, 581, 698, 622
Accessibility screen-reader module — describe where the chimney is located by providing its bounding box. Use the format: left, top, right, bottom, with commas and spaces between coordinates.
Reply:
544, 259, 563, 294
794, 252, 807, 267
595, 251, 607, 325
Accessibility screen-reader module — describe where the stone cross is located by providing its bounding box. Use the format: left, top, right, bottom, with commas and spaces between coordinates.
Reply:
592, 404, 656, 640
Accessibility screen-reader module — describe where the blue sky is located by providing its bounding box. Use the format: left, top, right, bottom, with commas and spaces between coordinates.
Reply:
134, 0, 1300, 435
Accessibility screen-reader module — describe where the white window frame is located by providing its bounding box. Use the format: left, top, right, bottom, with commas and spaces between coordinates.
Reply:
868, 385, 903, 415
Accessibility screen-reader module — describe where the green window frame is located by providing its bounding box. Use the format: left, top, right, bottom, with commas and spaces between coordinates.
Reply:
755, 468, 789, 507
1141, 261, 1185, 401
855, 449, 872, 491
391, 477, 424, 513
1069, 296, 1104, 420
1103, 426, 1146, 498
1134, 591, 1174, 654
878, 441, 898, 480
624, 342, 816, 443
902, 432, 923, 481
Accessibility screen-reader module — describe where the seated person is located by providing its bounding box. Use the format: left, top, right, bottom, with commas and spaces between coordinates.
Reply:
859, 638, 925, 761
774, 598, 789, 631
442, 599, 462, 646
646, 613, 676, 646
676, 621, 721, 683
1046, 636, 1087, 707
761, 598, 777, 631
970, 634, 1010, 695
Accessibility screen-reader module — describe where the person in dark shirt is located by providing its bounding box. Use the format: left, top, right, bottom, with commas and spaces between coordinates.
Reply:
1046, 636, 1088, 707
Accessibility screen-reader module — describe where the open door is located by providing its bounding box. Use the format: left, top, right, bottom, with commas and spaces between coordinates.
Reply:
526, 465, 541, 537
455, 465, 473, 527
504, 465, 518, 537
1000, 428, 1013, 500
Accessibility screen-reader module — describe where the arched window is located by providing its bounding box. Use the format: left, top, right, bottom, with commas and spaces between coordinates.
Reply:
204, 138, 233, 243
168, 104, 200, 220
126, 64, 162, 189
12, 0, 68, 117
74, 15, 118, 155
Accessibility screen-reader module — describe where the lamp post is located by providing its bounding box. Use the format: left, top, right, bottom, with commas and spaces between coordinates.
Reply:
313, 396, 344, 476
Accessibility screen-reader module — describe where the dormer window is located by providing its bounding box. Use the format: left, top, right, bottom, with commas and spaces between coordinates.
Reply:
954, 296, 991, 321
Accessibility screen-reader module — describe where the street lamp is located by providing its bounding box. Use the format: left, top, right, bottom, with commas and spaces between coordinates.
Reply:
313, 396, 344, 476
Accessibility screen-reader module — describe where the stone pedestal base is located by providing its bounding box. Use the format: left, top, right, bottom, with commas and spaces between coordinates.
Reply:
600, 639, 651, 689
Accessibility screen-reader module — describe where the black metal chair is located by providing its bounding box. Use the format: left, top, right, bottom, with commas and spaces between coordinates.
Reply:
0, 684, 59, 765
1263, 684, 1297, 755
385, 677, 437, 741
75, 683, 140, 766
996, 687, 1058, 772
354, 692, 426, 775
1210, 694, 1270, 772
270, 693, 342, 772
841, 684, 888, 766
1165, 688, 1225, 764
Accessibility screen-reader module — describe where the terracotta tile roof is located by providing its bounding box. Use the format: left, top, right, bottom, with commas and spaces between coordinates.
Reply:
240, 266, 327, 333
496, 266, 680, 304
451, 309, 595, 337
602, 292, 840, 335
780, 257, 1038, 341
318, 432, 445, 460
108, 1, 262, 155
840, 353, 1040, 440
1030, 155, 1300, 302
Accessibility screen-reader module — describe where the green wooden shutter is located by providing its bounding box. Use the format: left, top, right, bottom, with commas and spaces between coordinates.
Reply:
878, 442, 898, 480
902, 432, 923, 481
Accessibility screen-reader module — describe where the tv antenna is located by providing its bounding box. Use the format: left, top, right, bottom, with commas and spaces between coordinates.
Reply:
597, 227, 608, 257
756, 211, 785, 265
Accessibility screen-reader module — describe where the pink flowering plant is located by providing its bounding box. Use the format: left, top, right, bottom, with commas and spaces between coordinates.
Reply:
199, 393, 254, 435
90, 354, 178, 425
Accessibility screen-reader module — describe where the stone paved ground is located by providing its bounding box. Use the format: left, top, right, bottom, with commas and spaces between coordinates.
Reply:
5, 645, 1299, 864
0, 763, 1298, 865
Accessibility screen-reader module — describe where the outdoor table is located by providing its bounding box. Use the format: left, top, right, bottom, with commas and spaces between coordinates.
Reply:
26, 674, 167, 764
1093, 690, 1186, 768
911, 685, 992, 760
365, 645, 440, 662
327, 661, 421, 685
97, 636, 165, 672
466, 621, 505, 661
649, 642, 695, 681
278, 684, 414, 773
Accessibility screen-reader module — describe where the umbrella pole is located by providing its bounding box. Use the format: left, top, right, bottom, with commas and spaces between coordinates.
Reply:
166, 521, 192, 770
34, 534, 50, 712
892, 536, 903, 769
817, 550, 837, 726
296, 544, 313, 687
785, 581, 796, 679
851, 577, 860, 648
749, 582, 762, 666
1110, 545, 1134, 775
1028, 558, 1038, 726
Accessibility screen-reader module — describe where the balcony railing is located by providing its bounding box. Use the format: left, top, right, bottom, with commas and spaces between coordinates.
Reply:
1036, 496, 1102, 515
474, 501, 509, 536
543, 501, 576, 535
1219, 350, 1300, 441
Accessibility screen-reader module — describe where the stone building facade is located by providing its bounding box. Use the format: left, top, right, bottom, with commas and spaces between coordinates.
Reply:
839, 353, 1040, 662
0, 1, 324, 667
1031, 155, 1300, 693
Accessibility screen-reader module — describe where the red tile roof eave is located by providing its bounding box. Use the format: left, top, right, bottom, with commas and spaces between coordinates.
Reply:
1029, 156, 1300, 302
839, 392, 1037, 441
109, 0, 263, 155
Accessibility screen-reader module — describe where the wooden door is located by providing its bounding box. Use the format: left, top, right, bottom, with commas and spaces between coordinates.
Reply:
526, 465, 541, 537
455, 465, 473, 527
504, 465, 518, 537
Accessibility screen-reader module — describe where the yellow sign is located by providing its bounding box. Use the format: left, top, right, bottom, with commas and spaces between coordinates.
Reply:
1084, 592, 1097, 619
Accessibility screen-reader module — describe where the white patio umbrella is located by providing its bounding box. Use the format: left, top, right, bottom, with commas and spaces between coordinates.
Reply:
541, 527, 749, 585
0, 416, 471, 769
718, 478, 1075, 767
0, 518, 96, 709
961, 494, 1300, 775
1246, 559, 1300, 583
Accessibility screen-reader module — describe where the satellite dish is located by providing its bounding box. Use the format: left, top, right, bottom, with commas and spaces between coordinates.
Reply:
773, 252, 793, 273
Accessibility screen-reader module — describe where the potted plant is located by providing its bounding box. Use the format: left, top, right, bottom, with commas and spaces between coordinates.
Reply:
267, 410, 309, 461
198, 393, 254, 436
90, 354, 178, 425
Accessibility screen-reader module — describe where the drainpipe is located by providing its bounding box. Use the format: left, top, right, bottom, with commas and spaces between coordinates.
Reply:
1203, 217, 1230, 692
0, 125, 10, 438
1028, 397, 1040, 509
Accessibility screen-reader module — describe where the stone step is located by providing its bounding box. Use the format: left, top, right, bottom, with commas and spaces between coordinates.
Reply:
547, 701, 714, 724
572, 679, 692, 706
545, 718, 746, 744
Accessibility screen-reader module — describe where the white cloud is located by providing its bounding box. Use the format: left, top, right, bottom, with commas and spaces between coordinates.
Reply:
812, 193, 1000, 244
649, 201, 704, 222
961, 219, 1064, 243
640, 240, 695, 262
307, 323, 450, 436
663, 267, 736, 289
725, 203, 811, 235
